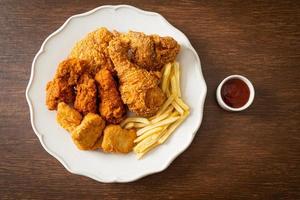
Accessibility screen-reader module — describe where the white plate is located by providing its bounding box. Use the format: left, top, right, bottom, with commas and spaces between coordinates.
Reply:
26, 5, 207, 183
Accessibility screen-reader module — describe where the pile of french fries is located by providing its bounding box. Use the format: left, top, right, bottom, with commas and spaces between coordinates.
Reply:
120, 62, 190, 159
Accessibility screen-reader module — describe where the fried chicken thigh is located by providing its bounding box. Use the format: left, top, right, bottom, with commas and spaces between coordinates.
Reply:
69, 27, 115, 74
95, 69, 125, 124
101, 125, 136, 153
108, 37, 166, 116
71, 113, 105, 150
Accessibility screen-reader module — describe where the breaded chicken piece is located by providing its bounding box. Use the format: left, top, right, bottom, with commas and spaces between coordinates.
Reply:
101, 125, 136, 153
54, 58, 90, 85
56, 102, 82, 132
69, 27, 115, 74
46, 58, 89, 110
120, 31, 180, 71
46, 78, 75, 110
74, 74, 97, 115
95, 69, 125, 124
91, 136, 103, 150
108, 38, 166, 116
71, 113, 105, 150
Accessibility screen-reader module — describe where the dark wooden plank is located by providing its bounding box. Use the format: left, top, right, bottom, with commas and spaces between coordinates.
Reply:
0, 0, 299, 199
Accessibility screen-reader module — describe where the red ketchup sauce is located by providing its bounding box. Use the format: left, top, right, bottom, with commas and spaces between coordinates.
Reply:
221, 79, 250, 108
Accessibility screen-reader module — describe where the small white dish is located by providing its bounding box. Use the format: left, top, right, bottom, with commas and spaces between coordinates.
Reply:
26, 5, 207, 183
216, 75, 254, 111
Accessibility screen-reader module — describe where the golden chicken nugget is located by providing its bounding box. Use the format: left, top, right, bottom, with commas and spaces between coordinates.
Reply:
102, 125, 136, 153
56, 102, 82, 132
71, 113, 105, 150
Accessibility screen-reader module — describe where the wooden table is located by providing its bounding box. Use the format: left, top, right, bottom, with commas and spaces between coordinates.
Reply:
1, 1, 299, 199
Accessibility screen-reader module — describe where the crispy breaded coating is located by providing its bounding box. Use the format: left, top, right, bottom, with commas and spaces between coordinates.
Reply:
95, 69, 125, 124
46, 58, 89, 110
55, 58, 90, 85
46, 78, 75, 110
74, 74, 97, 115
101, 125, 136, 153
69, 27, 115, 74
108, 38, 166, 116
71, 113, 105, 150
91, 136, 103, 150
56, 102, 82, 132
119, 31, 180, 71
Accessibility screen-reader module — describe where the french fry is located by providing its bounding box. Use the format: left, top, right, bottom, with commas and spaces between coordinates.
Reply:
134, 126, 164, 143
174, 62, 181, 97
134, 133, 160, 153
166, 86, 171, 97
133, 123, 148, 128
124, 122, 134, 129
151, 106, 173, 124
161, 63, 172, 92
155, 95, 174, 116
137, 115, 180, 136
136, 142, 159, 159
120, 117, 150, 127
158, 111, 190, 144
172, 101, 184, 115
175, 97, 189, 111
170, 76, 178, 97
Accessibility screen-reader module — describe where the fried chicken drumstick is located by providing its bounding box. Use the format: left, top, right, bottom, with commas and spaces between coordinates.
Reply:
108, 38, 166, 117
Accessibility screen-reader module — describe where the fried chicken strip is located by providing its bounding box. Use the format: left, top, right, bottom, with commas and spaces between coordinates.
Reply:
95, 69, 125, 124
102, 125, 136, 153
74, 74, 98, 115
69, 27, 115, 74
71, 113, 105, 150
108, 37, 166, 116
56, 102, 82, 132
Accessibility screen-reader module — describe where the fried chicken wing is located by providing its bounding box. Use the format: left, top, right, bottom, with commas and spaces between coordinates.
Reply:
101, 125, 136, 153
56, 102, 82, 132
46, 78, 75, 110
71, 113, 105, 150
55, 58, 89, 85
46, 58, 89, 110
74, 74, 97, 115
69, 27, 115, 74
95, 69, 125, 124
108, 38, 166, 116
120, 31, 180, 71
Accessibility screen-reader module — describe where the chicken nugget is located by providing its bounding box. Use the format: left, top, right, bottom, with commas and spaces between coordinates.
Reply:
102, 125, 136, 153
71, 113, 105, 150
56, 102, 82, 132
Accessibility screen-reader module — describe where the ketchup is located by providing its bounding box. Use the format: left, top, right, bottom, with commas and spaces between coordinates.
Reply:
221, 78, 250, 108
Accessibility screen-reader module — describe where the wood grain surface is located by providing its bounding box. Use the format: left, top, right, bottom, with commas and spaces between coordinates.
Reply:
0, 0, 299, 199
